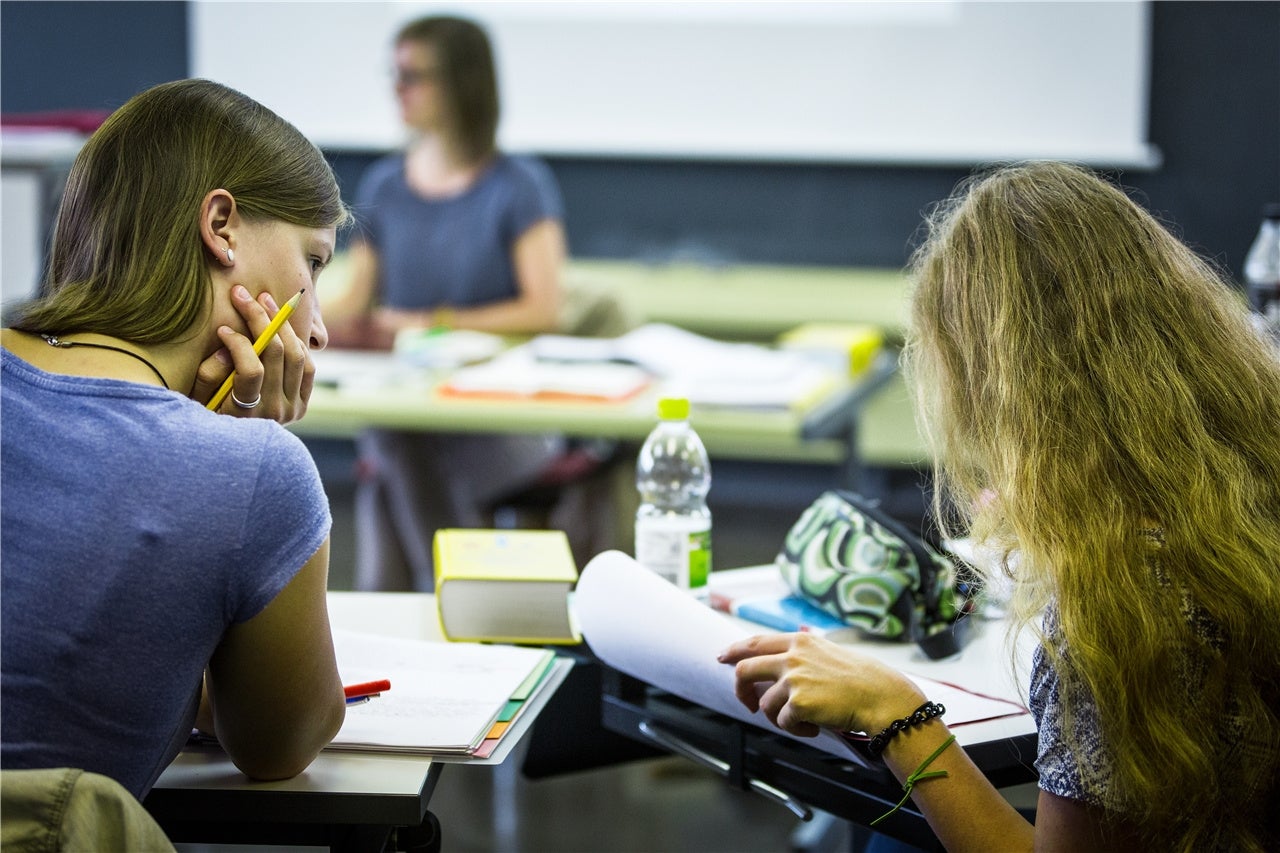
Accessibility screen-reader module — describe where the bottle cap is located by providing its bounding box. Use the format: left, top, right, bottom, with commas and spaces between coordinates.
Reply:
657, 397, 690, 420
1264, 202, 1280, 220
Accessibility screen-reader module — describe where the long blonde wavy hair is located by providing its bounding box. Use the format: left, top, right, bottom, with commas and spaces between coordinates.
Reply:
905, 161, 1280, 851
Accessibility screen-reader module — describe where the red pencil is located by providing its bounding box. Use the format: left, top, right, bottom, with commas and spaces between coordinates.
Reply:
343, 679, 391, 699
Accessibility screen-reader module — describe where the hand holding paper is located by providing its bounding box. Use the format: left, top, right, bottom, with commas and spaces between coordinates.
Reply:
717, 632, 927, 739
574, 551, 858, 759
575, 551, 1027, 764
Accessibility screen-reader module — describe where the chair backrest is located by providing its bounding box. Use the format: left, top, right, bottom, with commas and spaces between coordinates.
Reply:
558, 277, 639, 338
1, 768, 175, 853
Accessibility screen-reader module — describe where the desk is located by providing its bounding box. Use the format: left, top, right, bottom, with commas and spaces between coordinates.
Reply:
320, 252, 912, 345
586, 566, 1038, 852
314, 253, 918, 477
293, 348, 898, 487
563, 260, 911, 343
145, 593, 571, 853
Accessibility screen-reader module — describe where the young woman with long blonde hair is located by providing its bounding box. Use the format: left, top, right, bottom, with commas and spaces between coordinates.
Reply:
721, 161, 1280, 851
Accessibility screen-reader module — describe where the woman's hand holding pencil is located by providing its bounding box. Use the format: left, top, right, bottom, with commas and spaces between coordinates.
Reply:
194, 286, 315, 424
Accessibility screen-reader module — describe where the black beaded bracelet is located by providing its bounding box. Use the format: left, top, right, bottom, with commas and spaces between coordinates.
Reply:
866, 701, 946, 759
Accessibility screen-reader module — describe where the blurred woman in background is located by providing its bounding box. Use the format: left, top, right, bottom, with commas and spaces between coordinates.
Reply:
328, 15, 569, 591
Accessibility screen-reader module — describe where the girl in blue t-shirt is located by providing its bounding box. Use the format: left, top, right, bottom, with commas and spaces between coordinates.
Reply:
1, 79, 349, 800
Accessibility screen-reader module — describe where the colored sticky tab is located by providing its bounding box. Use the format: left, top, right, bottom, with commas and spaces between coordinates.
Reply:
510, 653, 555, 701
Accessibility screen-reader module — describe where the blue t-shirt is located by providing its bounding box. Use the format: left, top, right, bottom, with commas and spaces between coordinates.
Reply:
0, 350, 331, 799
353, 152, 563, 310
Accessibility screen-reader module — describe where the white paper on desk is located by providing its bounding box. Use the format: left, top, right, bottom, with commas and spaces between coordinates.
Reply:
393, 328, 505, 369
531, 324, 839, 409
443, 346, 651, 401
330, 629, 552, 754
310, 349, 430, 393
575, 551, 861, 763
576, 553, 1029, 764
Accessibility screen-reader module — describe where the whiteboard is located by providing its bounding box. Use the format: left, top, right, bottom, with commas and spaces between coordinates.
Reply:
190, 0, 1157, 167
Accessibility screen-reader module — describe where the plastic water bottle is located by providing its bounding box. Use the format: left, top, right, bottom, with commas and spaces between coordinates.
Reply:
635, 397, 712, 595
1245, 203, 1280, 342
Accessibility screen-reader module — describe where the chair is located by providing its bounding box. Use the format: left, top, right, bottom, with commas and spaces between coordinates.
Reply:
1, 768, 175, 852
555, 274, 639, 339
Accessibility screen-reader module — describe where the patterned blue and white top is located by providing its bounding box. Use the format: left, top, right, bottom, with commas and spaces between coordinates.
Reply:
1028, 539, 1238, 813
1028, 605, 1112, 807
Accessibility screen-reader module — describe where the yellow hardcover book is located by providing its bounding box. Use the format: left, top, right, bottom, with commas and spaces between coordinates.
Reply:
434, 529, 581, 645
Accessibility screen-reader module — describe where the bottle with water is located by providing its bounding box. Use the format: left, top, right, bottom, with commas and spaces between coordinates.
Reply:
635, 397, 712, 595
1245, 203, 1280, 343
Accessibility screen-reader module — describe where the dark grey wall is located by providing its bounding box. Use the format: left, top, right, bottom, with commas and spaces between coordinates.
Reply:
1, 1, 188, 113
4, 1, 1277, 280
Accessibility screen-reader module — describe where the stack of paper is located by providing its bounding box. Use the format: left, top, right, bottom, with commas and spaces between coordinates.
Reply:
439, 346, 651, 402
311, 349, 431, 393
529, 323, 838, 409
393, 328, 506, 369
329, 629, 558, 757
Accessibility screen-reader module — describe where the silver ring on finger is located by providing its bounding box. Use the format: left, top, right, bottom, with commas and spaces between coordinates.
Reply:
231, 390, 262, 410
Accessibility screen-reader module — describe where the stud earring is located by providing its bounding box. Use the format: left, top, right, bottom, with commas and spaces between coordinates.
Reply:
223, 247, 235, 263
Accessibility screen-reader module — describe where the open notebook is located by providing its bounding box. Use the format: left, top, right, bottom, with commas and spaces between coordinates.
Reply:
529, 323, 840, 409
329, 629, 558, 757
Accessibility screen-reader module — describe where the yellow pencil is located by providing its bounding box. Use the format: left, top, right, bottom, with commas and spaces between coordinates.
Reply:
206, 290, 304, 411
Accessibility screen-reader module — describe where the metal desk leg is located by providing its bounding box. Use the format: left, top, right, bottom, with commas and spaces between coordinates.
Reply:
391, 810, 442, 853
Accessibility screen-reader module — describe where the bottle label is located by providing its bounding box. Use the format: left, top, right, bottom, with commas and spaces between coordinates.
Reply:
635, 518, 711, 591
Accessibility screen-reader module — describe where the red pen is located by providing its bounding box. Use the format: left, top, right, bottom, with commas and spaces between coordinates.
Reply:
344, 679, 391, 699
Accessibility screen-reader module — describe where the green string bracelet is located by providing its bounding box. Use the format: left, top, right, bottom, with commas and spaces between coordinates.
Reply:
869, 734, 957, 827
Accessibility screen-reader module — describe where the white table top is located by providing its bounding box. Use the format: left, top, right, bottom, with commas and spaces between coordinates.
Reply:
148, 591, 570, 828
322, 582, 1037, 751
149, 576, 1034, 835
598, 561, 1036, 754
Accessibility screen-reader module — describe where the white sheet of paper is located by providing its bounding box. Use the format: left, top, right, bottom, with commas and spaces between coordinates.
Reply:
529, 323, 839, 409
574, 550, 860, 761
576, 552, 1027, 764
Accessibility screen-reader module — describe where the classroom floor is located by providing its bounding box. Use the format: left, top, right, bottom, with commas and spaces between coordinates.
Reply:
414, 750, 816, 853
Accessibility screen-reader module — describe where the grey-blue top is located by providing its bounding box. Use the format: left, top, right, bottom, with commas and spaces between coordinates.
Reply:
353, 152, 563, 309
0, 350, 331, 799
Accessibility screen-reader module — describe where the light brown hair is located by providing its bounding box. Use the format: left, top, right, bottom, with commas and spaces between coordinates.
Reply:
12, 78, 350, 343
397, 15, 499, 163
